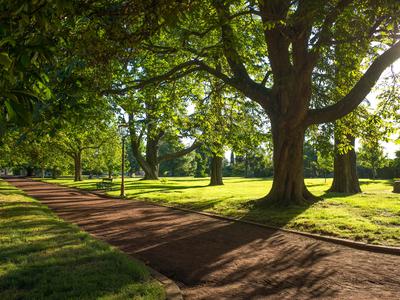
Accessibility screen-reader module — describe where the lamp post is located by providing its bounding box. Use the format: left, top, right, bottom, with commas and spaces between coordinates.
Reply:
118, 124, 129, 198
120, 135, 126, 198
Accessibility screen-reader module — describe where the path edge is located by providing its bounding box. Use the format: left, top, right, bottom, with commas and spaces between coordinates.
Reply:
89, 189, 400, 256
149, 267, 183, 300
3, 177, 183, 300
143, 200, 400, 256
31, 178, 400, 256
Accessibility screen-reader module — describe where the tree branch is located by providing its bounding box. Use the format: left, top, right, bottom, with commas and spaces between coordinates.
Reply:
309, 0, 354, 60
158, 140, 202, 162
104, 60, 201, 94
307, 41, 400, 125
213, 0, 251, 81
197, 60, 272, 108
259, 0, 292, 79
261, 71, 272, 86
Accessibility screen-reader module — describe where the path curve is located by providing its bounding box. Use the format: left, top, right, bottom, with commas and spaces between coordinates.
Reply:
6, 178, 400, 299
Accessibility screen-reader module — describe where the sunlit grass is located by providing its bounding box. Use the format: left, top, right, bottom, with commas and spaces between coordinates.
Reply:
41, 177, 400, 246
0, 180, 164, 300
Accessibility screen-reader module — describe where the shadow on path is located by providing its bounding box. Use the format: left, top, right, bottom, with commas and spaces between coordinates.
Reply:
5, 177, 400, 300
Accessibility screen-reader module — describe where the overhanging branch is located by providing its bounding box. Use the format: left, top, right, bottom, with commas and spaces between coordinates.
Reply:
158, 140, 202, 162
307, 41, 400, 125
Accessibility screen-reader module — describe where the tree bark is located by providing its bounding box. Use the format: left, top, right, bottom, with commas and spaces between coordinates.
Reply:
52, 167, 57, 179
26, 166, 34, 177
210, 154, 223, 186
143, 137, 160, 180
74, 151, 82, 181
262, 124, 317, 206
329, 136, 361, 193
129, 135, 158, 180
244, 155, 249, 177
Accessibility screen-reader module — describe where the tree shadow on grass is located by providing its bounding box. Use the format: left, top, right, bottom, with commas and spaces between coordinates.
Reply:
124, 181, 206, 190
0, 183, 163, 300
359, 179, 393, 186
320, 191, 359, 199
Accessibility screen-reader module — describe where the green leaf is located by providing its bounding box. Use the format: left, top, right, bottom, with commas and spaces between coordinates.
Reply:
0, 52, 12, 69
4, 100, 16, 120
20, 53, 30, 67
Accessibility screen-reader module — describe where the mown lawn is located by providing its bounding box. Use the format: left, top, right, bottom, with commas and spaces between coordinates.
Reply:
41, 177, 400, 247
0, 179, 164, 300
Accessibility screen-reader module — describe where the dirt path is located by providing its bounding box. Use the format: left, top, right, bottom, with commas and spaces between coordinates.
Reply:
6, 178, 400, 299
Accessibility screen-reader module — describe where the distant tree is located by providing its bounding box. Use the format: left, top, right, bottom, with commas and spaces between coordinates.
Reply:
115, 75, 200, 180
317, 151, 334, 183
193, 80, 268, 185
83, 130, 122, 179
159, 137, 196, 177
358, 118, 389, 179
193, 147, 209, 178
358, 143, 387, 179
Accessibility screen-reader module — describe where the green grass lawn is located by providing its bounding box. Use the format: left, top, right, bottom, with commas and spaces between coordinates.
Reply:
41, 177, 400, 247
0, 180, 164, 300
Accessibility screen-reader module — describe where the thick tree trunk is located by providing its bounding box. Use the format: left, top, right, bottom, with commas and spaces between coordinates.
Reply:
143, 137, 159, 180
210, 154, 223, 186
108, 169, 113, 179
329, 136, 361, 193
262, 125, 317, 206
74, 151, 82, 181
129, 136, 159, 180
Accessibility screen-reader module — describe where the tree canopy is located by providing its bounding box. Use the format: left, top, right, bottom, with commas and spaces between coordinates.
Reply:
1, 0, 400, 205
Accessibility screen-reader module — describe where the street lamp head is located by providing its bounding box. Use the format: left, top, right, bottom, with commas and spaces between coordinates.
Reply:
118, 123, 129, 137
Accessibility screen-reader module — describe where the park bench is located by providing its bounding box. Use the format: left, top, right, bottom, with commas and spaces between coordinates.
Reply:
96, 178, 113, 190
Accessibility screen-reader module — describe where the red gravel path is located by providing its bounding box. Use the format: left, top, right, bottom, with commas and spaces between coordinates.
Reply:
6, 178, 400, 299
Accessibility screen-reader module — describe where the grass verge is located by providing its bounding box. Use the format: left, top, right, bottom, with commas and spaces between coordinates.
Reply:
0, 179, 165, 300
40, 177, 400, 247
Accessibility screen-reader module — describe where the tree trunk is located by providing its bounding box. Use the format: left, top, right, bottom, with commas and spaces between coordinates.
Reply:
245, 155, 249, 177
74, 151, 82, 181
371, 162, 378, 179
52, 167, 57, 179
129, 136, 159, 180
329, 136, 361, 193
41, 167, 45, 178
230, 151, 235, 165
108, 169, 112, 179
143, 137, 159, 180
26, 166, 34, 177
262, 125, 317, 206
210, 154, 223, 186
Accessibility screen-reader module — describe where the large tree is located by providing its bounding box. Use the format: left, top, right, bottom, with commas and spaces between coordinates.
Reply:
120, 0, 400, 205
